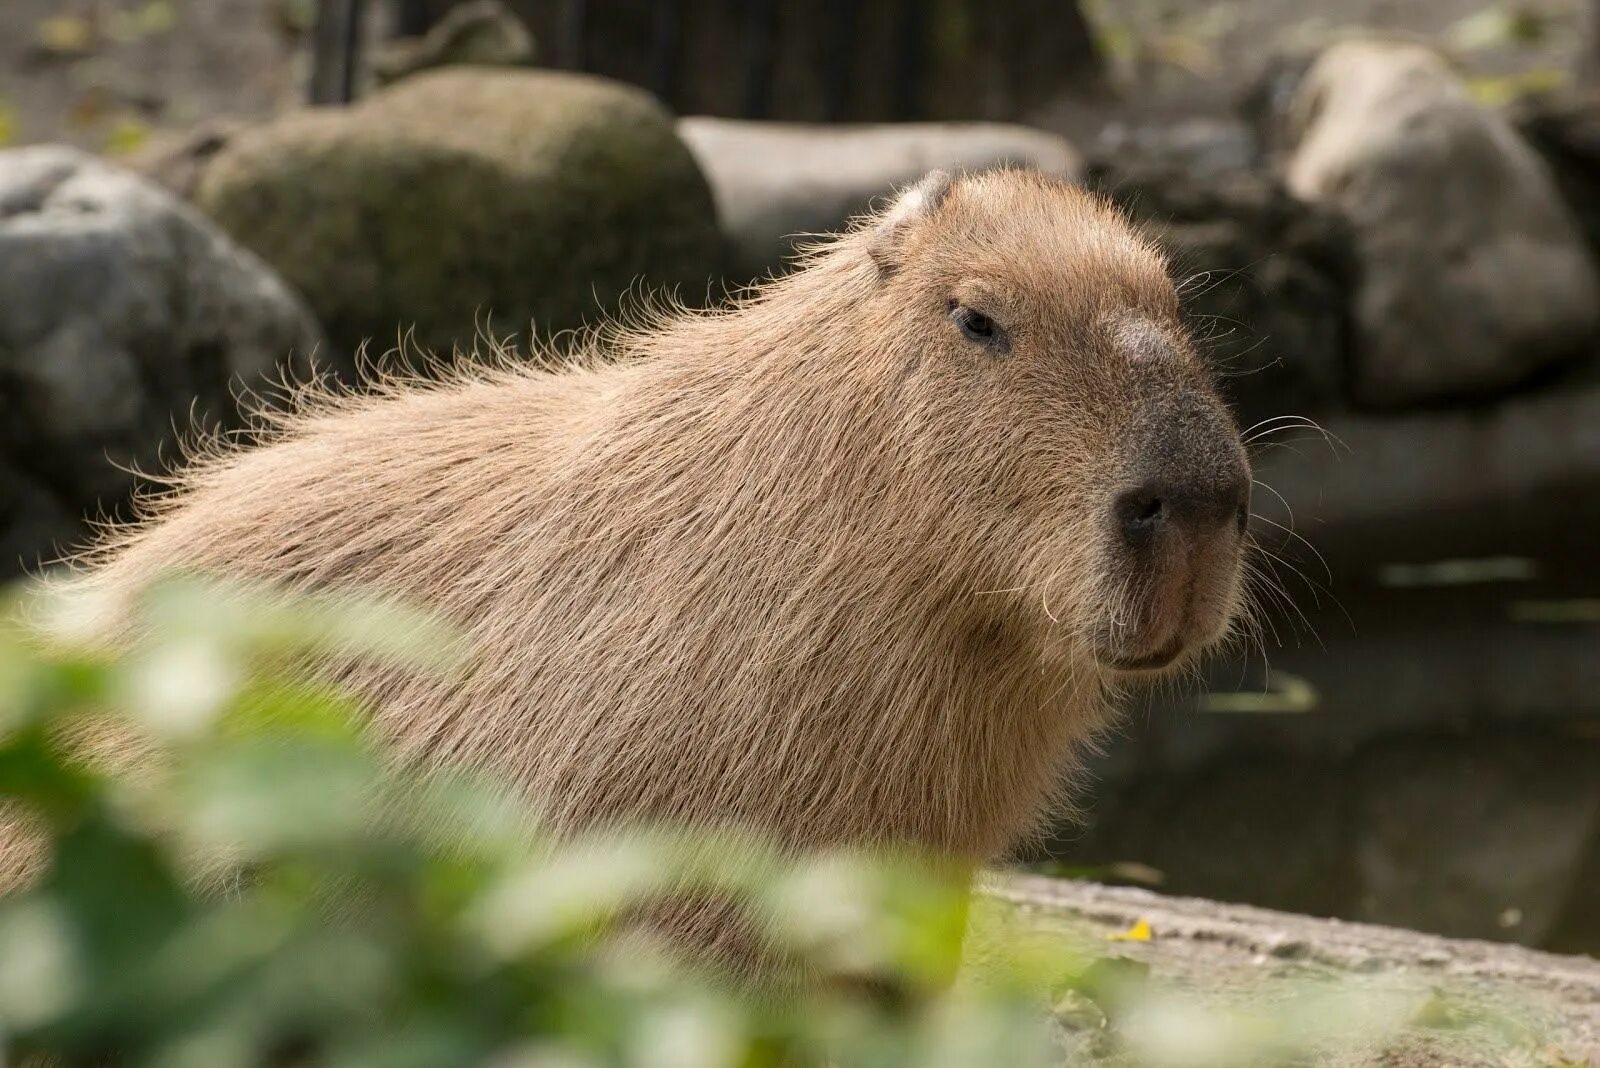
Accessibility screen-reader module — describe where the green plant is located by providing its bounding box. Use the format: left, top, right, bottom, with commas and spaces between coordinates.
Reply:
0, 577, 1076, 1067
0, 577, 1555, 1067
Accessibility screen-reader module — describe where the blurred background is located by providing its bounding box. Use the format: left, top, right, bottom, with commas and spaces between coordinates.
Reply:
1, 0, 1597, 959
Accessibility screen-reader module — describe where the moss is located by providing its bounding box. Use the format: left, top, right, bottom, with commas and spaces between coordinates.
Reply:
195, 68, 724, 360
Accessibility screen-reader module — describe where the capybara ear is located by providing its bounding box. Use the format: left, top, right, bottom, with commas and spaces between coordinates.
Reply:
867, 170, 954, 275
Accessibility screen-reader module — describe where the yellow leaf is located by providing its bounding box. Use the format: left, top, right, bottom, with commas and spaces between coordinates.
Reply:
0, 103, 16, 148
103, 116, 151, 156
36, 15, 94, 56
1107, 918, 1153, 942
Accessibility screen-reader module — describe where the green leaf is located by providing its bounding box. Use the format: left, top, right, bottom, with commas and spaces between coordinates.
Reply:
0, 732, 101, 819
0, 901, 82, 1031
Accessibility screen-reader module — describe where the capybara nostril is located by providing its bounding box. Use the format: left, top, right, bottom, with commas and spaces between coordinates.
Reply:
1116, 473, 1248, 550
1115, 485, 1167, 547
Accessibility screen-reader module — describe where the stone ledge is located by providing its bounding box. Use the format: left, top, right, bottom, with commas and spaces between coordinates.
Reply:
981, 873, 1600, 1065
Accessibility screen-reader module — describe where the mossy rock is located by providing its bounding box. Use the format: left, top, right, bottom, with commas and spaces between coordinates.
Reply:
194, 68, 724, 360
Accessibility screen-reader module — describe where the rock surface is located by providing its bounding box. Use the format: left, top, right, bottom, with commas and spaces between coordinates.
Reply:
372, 0, 536, 86
127, 119, 248, 203
196, 68, 724, 359
0, 145, 325, 576
1281, 40, 1599, 407
1514, 90, 1600, 263
679, 118, 1081, 280
983, 874, 1600, 1066
1087, 145, 1353, 431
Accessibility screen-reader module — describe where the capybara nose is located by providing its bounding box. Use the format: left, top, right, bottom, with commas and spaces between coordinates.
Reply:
1114, 474, 1249, 550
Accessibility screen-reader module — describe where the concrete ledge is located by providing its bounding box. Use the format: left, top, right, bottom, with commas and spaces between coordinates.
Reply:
982, 873, 1600, 1065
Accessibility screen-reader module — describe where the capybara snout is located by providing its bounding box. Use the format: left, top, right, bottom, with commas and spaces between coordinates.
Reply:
1099, 384, 1252, 673
1094, 311, 1253, 673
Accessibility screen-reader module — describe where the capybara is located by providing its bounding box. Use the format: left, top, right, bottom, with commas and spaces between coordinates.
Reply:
54, 169, 1253, 875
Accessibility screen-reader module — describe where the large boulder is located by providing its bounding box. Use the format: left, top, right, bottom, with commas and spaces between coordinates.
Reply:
1513, 90, 1600, 263
195, 68, 724, 359
1280, 40, 1599, 408
0, 146, 325, 575
1087, 137, 1353, 431
679, 118, 1081, 280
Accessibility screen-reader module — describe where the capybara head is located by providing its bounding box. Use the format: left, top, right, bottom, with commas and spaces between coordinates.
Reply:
856, 169, 1251, 678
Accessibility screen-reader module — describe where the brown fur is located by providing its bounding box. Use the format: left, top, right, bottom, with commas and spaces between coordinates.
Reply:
46, 169, 1250, 871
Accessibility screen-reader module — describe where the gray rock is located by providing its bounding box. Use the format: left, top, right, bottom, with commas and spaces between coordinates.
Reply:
1086, 147, 1353, 430
0, 464, 77, 575
0, 145, 325, 574
1513, 90, 1600, 263
678, 118, 1082, 280
196, 69, 723, 360
1094, 117, 1262, 182
125, 119, 245, 202
1280, 40, 1600, 407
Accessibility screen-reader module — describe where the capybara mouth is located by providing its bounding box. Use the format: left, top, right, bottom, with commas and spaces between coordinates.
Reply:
1096, 636, 1185, 674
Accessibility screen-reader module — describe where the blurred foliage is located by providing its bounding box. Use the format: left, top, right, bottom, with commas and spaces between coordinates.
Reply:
0, 101, 16, 149
0, 577, 1094, 1067
32, 2, 175, 59
0, 576, 1574, 1067
1467, 67, 1570, 106
1445, 3, 1552, 53
34, 16, 97, 59
104, 1, 178, 44
103, 115, 153, 156
272, 0, 319, 36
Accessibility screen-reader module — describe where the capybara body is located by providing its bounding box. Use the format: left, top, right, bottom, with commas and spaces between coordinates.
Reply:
61, 169, 1251, 867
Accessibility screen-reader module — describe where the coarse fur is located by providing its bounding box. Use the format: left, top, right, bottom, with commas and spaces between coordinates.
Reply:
45, 169, 1252, 873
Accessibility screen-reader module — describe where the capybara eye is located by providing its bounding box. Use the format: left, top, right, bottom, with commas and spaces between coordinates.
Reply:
947, 303, 1008, 353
